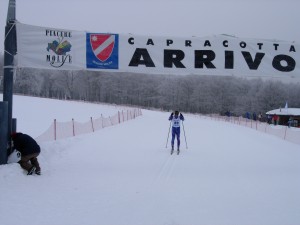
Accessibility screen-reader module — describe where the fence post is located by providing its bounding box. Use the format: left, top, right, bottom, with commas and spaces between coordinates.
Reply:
54, 119, 57, 141
118, 111, 120, 124
101, 114, 103, 128
91, 117, 94, 132
284, 126, 288, 140
264, 123, 267, 133
72, 118, 75, 136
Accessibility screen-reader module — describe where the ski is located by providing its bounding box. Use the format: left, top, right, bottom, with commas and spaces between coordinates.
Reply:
170, 149, 180, 155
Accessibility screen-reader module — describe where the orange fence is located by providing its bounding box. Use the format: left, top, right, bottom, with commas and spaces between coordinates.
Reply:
208, 115, 300, 145
36, 108, 142, 142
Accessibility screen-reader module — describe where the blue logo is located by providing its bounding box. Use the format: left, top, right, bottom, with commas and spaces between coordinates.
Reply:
86, 33, 119, 69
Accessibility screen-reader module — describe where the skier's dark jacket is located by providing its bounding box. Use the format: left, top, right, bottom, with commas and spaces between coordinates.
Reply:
11, 132, 40, 156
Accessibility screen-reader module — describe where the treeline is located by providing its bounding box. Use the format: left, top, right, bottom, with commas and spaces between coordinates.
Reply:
1, 54, 300, 116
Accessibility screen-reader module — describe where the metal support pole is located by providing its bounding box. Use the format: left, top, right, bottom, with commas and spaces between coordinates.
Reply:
2, 0, 17, 155
12, 118, 17, 133
0, 102, 8, 164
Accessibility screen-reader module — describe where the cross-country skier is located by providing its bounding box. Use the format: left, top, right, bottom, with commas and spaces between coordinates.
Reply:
168, 111, 184, 154
11, 132, 41, 175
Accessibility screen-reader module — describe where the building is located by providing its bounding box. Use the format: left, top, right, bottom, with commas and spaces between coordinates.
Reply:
266, 108, 300, 127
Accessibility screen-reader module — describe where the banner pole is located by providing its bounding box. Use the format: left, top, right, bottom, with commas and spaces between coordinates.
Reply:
1, 0, 17, 161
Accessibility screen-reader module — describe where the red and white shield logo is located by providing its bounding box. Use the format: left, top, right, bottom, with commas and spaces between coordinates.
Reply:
90, 34, 115, 62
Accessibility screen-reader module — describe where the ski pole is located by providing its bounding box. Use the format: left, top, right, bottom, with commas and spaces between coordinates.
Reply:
165, 121, 171, 148
182, 121, 188, 149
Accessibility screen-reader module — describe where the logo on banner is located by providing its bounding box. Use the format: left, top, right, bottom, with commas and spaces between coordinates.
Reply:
46, 29, 73, 68
47, 40, 71, 55
86, 33, 119, 69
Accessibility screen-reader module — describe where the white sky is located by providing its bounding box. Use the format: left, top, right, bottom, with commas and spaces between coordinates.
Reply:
1, 0, 300, 53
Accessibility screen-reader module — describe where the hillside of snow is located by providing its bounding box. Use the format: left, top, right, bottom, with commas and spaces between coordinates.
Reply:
0, 95, 300, 225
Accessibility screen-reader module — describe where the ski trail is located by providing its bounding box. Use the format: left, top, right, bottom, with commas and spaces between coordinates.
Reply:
124, 149, 182, 224
164, 155, 177, 184
128, 151, 180, 224
152, 151, 178, 187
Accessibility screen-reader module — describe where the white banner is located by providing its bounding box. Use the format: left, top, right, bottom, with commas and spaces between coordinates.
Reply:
16, 22, 300, 78
17, 23, 85, 70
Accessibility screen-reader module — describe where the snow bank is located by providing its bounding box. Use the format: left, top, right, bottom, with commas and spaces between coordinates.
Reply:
0, 95, 299, 225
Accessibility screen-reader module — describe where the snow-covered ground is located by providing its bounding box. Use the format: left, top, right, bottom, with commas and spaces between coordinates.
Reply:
1, 95, 300, 225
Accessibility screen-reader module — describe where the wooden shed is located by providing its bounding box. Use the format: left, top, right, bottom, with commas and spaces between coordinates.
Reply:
266, 108, 300, 127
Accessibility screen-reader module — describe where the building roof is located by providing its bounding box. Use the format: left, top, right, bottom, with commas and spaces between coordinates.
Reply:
266, 108, 300, 116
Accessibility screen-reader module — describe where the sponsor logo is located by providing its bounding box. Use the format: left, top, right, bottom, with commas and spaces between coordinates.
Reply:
86, 33, 119, 69
46, 29, 72, 68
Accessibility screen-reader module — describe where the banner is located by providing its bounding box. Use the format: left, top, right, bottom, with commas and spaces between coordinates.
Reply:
16, 22, 300, 78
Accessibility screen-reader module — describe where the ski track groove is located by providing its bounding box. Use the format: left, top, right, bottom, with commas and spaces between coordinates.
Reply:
152, 150, 179, 187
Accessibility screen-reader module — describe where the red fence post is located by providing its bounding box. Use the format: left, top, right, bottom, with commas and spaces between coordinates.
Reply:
72, 118, 75, 136
54, 119, 57, 141
91, 117, 94, 132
